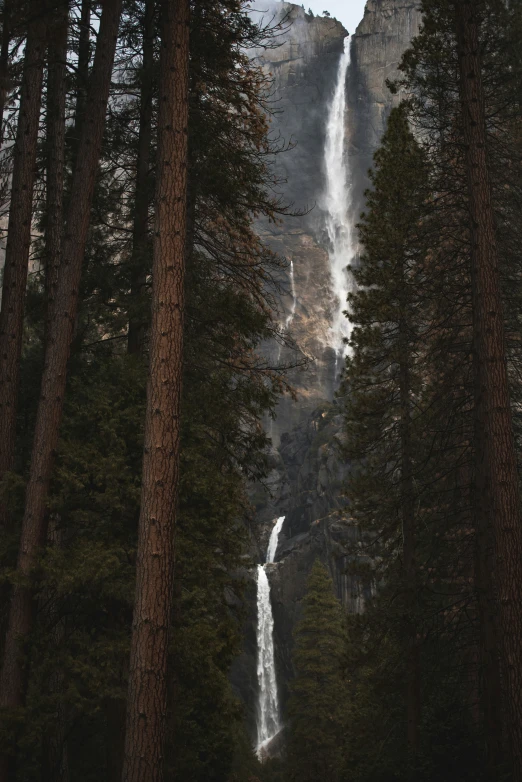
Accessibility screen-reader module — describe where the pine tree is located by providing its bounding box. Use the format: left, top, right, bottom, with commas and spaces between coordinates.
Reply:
454, 4, 522, 774
0, 2, 123, 775
0, 0, 47, 528
287, 561, 348, 782
344, 103, 429, 759
122, 0, 190, 777
395, 2, 522, 774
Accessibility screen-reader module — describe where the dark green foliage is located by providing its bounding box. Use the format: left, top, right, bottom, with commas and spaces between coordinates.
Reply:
287, 561, 348, 782
0, 2, 292, 780
343, 104, 429, 560
338, 3, 522, 780
339, 102, 487, 781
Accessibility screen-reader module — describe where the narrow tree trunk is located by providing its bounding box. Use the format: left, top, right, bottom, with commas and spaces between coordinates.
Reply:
0, 0, 12, 144
45, 0, 68, 312
73, 0, 90, 144
122, 0, 189, 778
455, 3, 522, 778
127, 0, 154, 355
0, 0, 47, 528
0, 3, 122, 777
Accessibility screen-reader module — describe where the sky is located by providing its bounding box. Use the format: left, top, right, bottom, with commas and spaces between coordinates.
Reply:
304, 0, 367, 34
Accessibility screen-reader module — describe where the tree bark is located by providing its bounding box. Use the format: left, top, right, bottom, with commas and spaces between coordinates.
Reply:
121, 0, 189, 778
455, 2, 522, 778
0, 0, 47, 528
127, 0, 154, 355
45, 0, 68, 314
0, 2, 122, 777
72, 0, 90, 147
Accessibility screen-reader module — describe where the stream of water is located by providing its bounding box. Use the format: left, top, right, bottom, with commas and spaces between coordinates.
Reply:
324, 36, 354, 358
255, 516, 285, 755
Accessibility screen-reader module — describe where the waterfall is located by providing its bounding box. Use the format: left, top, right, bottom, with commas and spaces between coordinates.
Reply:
256, 515, 285, 755
324, 36, 354, 357
284, 259, 297, 331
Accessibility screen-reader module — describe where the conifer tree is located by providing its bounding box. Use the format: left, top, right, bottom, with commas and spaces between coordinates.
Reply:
344, 104, 429, 758
0, 2, 123, 775
340, 98, 486, 781
0, 0, 47, 527
287, 561, 347, 782
454, 4, 522, 774
122, 0, 189, 778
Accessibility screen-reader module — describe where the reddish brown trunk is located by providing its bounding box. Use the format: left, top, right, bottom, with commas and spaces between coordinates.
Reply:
127, 0, 154, 355
121, 0, 189, 778
0, 2, 122, 777
455, 2, 522, 778
45, 0, 69, 311
0, 0, 47, 528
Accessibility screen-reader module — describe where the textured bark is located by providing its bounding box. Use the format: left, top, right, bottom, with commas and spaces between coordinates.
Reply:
0, 0, 47, 528
455, 2, 522, 778
127, 0, 154, 355
72, 0, 90, 147
122, 0, 189, 778
0, 1, 122, 774
45, 0, 68, 312
0, 0, 12, 144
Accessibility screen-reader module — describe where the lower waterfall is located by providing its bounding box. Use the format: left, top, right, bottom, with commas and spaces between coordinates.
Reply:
255, 515, 285, 755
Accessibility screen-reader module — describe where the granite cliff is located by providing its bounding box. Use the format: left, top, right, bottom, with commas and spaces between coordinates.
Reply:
232, 0, 422, 741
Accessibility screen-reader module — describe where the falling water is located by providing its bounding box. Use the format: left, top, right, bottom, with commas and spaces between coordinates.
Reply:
324, 36, 354, 357
256, 515, 285, 755
284, 260, 297, 331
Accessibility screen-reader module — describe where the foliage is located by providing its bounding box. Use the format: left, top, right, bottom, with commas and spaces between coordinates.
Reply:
287, 561, 348, 782
0, 1, 293, 779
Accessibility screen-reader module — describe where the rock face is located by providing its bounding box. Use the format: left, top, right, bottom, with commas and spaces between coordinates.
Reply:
349, 0, 422, 214
254, 4, 349, 427
234, 0, 422, 743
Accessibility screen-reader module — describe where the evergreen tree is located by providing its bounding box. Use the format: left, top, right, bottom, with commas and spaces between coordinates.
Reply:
343, 103, 429, 761
0, 1, 292, 778
287, 561, 347, 782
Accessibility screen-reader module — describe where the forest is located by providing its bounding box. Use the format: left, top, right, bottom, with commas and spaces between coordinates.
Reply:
0, 0, 521, 780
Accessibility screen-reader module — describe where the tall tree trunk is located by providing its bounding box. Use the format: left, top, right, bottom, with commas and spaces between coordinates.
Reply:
0, 0, 47, 528
121, 0, 189, 778
0, 2, 122, 777
45, 0, 68, 313
127, 0, 154, 355
455, 2, 522, 778
73, 0, 90, 145
0, 0, 12, 144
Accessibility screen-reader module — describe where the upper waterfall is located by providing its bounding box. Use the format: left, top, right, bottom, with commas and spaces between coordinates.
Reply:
324, 36, 354, 356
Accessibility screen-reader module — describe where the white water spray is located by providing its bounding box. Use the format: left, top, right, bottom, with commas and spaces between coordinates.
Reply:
324, 37, 354, 357
256, 516, 285, 755
284, 260, 297, 331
